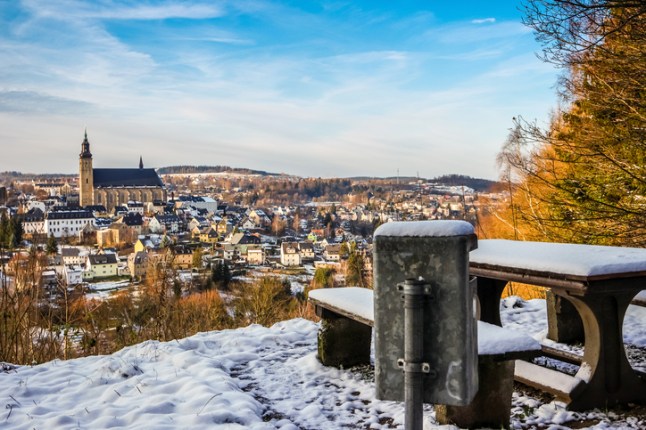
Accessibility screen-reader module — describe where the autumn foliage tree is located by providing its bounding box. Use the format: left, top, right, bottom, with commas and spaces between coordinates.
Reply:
493, 1, 646, 245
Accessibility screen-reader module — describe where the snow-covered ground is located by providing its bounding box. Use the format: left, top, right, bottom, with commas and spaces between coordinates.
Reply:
1, 298, 645, 429
84, 279, 133, 300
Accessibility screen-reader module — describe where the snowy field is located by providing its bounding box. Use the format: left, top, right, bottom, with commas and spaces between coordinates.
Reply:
1, 298, 645, 429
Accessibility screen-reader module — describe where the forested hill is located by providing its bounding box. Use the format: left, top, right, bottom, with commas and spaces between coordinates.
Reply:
430, 174, 499, 192
157, 165, 277, 176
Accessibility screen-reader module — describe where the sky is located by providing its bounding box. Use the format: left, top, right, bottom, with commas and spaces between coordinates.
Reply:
0, 0, 559, 179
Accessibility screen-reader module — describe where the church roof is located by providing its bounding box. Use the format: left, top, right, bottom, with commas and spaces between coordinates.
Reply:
93, 168, 164, 188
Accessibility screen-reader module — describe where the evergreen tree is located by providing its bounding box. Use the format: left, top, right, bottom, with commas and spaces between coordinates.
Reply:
498, 1, 645, 245
0, 212, 8, 248
46, 233, 58, 255
9, 217, 23, 248
211, 261, 232, 290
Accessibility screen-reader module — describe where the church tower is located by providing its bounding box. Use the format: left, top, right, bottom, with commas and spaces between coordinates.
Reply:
79, 130, 94, 207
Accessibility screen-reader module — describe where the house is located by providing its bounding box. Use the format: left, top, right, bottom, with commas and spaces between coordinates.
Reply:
280, 242, 301, 267
127, 251, 148, 280
95, 224, 121, 247
228, 232, 261, 246
298, 242, 315, 261
248, 209, 271, 227
199, 227, 219, 244
63, 265, 84, 285
324, 244, 342, 262
126, 201, 145, 215
222, 244, 239, 261
20, 208, 45, 239
187, 216, 209, 232
84, 253, 118, 279
61, 247, 84, 266
240, 217, 257, 230
116, 212, 144, 235
149, 213, 181, 234
147, 199, 166, 214
45, 209, 95, 239
247, 247, 265, 265
171, 245, 193, 270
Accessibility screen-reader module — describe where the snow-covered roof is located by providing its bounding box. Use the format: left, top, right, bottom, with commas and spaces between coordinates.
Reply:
471, 239, 646, 278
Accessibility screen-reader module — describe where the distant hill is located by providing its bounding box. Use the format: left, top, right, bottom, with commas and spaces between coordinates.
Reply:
157, 165, 277, 176
0, 171, 74, 181
430, 174, 499, 192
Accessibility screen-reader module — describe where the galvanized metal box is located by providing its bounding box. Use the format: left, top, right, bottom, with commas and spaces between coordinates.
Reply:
373, 220, 478, 405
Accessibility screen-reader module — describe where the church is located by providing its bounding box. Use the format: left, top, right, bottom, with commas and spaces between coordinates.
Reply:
79, 131, 167, 211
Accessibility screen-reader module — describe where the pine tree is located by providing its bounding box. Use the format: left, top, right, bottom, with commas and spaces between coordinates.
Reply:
498, 2, 645, 245
46, 233, 58, 255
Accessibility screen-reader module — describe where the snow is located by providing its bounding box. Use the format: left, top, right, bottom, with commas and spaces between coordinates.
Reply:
308, 287, 374, 322
0, 299, 644, 428
374, 220, 474, 238
85, 280, 132, 300
309, 287, 541, 356
471, 239, 646, 277
477, 321, 540, 356
515, 360, 584, 395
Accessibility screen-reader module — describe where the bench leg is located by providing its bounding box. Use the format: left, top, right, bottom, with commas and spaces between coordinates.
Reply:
546, 291, 584, 343
435, 358, 514, 429
317, 309, 372, 368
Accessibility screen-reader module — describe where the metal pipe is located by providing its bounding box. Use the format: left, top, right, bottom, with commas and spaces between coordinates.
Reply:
400, 279, 427, 430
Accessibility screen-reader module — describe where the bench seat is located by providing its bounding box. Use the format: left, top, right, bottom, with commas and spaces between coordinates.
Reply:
308, 287, 540, 360
308, 287, 541, 429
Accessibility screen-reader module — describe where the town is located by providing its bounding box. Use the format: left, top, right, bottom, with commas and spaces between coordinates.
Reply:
0, 133, 501, 296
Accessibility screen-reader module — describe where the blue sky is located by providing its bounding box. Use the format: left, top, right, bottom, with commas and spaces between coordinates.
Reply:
0, 0, 558, 179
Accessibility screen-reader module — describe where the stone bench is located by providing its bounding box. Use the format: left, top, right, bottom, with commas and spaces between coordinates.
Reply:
309, 287, 541, 429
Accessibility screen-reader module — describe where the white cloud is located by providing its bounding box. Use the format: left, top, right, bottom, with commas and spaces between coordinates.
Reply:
472, 18, 496, 24
22, 0, 224, 21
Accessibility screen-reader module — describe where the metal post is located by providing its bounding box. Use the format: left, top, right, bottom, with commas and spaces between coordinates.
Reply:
398, 279, 431, 430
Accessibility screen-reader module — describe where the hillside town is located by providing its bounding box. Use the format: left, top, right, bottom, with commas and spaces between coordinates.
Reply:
0, 133, 502, 296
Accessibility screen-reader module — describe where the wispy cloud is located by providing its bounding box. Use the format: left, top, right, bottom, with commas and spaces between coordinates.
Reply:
21, 0, 224, 21
0, 91, 94, 114
472, 18, 496, 24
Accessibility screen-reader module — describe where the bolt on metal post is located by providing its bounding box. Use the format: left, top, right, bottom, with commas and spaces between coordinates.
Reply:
397, 279, 432, 430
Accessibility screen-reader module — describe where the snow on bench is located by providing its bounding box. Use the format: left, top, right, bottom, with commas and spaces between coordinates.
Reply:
308, 287, 540, 360
470, 239, 646, 279
514, 360, 586, 402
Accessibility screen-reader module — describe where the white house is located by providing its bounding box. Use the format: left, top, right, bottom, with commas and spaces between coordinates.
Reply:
21, 209, 45, 237
149, 214, 180, 234
63, 265, 84, 285
126, 201, 145, 215
61, 247, 85, 266
45, 210, 95, 238
280, 242, 301, 266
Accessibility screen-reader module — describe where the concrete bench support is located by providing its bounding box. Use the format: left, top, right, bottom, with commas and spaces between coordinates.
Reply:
316, 307, 371, 367
435, 358, 514, 429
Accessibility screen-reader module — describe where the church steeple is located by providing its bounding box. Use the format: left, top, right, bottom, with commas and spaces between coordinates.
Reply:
80, 128, 92, 159
139, 156, 144, 169
79, 129, 94, 207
